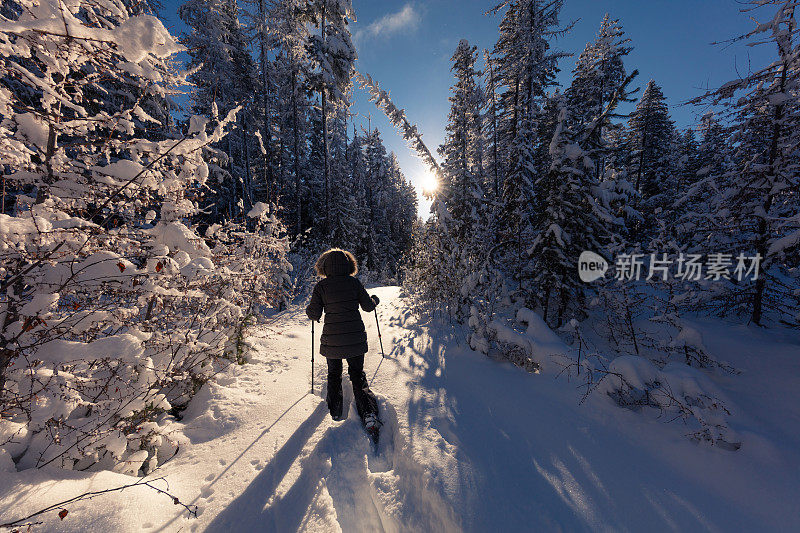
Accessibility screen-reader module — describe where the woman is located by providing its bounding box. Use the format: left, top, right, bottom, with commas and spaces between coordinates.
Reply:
306, 249, 381, 430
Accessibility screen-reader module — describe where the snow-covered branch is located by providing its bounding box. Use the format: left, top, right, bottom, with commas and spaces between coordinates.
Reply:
354, 71, 440, 176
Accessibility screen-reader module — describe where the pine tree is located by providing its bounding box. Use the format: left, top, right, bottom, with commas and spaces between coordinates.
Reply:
267, 0, 312, 237
490, 0, 570, 143
673, 114, 730, 253
326, 112, 357, 250
676, 127, 701, 196
438, 41, 487, 246
414, 40, 494, 315
180, 0, 256, 117
244, 0, 280, 206
483, 50, 504, 201
346, 128, 371, 262
528, 94, 623, 325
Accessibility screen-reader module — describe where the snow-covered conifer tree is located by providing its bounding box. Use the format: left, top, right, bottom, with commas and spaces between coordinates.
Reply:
307, 0, 356, 237
267, 0, 313, 236
527, 97, 613, 325
687, 0, 800, 324
180, 0, 258, 216
489, 0, 570, 292
566, 14, 633, 179
437, 41, 488, 247
624, 79, 676, 243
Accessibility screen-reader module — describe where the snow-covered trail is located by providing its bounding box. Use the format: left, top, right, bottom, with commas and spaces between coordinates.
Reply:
1, 285, 797, 531
156, 285, 460, 532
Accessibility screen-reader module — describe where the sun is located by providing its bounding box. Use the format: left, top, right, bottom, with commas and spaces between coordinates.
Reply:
420, 170, 439, 194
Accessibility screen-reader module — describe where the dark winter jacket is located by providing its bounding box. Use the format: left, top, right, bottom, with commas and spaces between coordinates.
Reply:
306, 255, 376, 358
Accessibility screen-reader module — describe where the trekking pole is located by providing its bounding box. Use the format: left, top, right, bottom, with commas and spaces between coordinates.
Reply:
311, 320, 315, 394
374, 308, 385, 359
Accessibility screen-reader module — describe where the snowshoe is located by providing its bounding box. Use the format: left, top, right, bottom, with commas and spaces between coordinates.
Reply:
363, 413, 382, 454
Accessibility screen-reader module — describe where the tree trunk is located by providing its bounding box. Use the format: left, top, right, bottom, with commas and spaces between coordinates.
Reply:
596, 60, 606, 181
635, 114, 649, 195
0, 271, 23, 398
487, 57, 500, 198
511, 76, 519, 145
257, 0, 273, 205
291, 60, 302, 236
36, 124, 58, 205
320, 6, 331, 237
751, 25, 790, 325
242, 117, 253, 211
225, 133, 237, 215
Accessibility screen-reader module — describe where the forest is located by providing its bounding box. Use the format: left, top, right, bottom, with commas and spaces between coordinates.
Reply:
0, 0, 798, 530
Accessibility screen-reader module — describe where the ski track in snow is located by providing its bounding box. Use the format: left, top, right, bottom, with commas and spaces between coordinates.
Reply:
1, 285, 798, 532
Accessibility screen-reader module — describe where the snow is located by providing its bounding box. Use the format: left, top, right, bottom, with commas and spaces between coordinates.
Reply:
14, 112, 49, 150
34, 332, 148, 365
180, 256, 216, 279
188, 115, 210, 136
1, 287, 798, 531
69, 250, 138, 285
149, 221, 212, 257
489, 307, 571, 372
91, 160, 146, 185
19, 292, 59, 316
768, 227, 800, 256
247, 201, 269, 220
669, 323, 708, 352
0, 212, 51, 244
0, 449, 14, 473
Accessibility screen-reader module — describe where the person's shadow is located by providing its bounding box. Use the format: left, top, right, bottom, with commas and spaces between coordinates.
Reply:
204, 402, 328, 532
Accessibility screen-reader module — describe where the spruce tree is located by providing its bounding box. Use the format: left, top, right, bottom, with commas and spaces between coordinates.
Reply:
180, 0, 256, 117
528, 95, 620, 325
307, 0, 357, 237
625, 79, 676, 244
267, 0, 312, 237
489, 0, 570, 295
687, 0, 799, 324
180, 0, 258, 217
438, 40, 487, 247
566, 14, 633, 179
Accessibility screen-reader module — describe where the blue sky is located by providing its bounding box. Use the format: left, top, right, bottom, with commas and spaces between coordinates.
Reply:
160, 0, 774, 215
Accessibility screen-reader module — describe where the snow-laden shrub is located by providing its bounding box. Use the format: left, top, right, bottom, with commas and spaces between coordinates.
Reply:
0, 198, 291, 473
591, 283, 740, 374
595, 356, 741, 450
477, 306, 741, 450
0, 0, 290, 474
211, 203, 292, 319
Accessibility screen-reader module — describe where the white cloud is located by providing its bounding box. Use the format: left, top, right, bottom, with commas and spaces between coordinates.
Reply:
354, 4, 421, 43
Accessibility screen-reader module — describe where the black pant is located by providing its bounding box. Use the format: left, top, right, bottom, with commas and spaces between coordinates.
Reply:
326, 355, 378, 421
